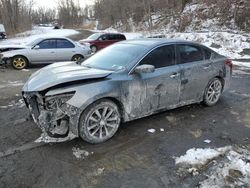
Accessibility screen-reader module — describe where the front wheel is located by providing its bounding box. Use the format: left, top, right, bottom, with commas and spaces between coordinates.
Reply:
203, 78, 223, 106
11, 56, 28, 70
79, 99, 121, 144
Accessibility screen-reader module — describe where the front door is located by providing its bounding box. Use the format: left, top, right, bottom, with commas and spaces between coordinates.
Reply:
135, 44, 181, 113
29, 39, 57, 63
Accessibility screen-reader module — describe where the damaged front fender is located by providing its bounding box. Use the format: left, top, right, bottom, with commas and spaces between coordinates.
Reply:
23, 91, 81, 142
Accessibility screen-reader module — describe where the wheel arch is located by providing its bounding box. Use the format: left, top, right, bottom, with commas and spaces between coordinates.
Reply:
12, 54, 30, 62
215, 75, 225, 91
72, 54, 84, 59
78, 96, 126, 124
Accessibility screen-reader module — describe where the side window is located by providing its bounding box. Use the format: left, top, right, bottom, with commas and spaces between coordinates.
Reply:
109, 34, 116, 40
57, 39, 75, 48
99, 34, 108, 41
178, 44, 203, 64
203, 48, 212, 60
38, 39, 56, 49
140, 45, 175, 69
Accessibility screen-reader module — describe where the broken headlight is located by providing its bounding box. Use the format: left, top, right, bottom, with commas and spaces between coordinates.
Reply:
45, 92, 75, 111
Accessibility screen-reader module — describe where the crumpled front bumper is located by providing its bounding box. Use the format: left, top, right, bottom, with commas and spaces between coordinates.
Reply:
23, 92, 81, 142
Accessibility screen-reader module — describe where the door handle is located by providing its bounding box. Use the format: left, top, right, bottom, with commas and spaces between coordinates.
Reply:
170, 73, 179, 78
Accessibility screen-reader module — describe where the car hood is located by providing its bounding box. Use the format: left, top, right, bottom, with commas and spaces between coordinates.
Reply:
1, 48, 28, 57
0, 44, 28, 49
23, 61, 113, 92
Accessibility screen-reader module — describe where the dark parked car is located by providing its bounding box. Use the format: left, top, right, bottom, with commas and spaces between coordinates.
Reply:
0, 24, 6, 39
79, 33, 126, 53
23, 39, 232, 144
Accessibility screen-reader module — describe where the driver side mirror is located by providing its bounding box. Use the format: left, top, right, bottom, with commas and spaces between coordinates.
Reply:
33, 45, 40, 49
134, 64, 155, 74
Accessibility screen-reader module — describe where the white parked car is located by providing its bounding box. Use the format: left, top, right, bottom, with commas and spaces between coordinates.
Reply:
0, 24, 6, 39
0, 37, 92, 70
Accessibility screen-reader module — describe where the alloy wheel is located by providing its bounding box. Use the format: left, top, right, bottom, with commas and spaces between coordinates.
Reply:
205, 79, 222, 105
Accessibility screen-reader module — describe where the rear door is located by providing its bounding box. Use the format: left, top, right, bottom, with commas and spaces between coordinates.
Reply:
28, 39, 57, 63
56, 39, 76, 61
137, 44, 181, 112
177, 44, 215, 103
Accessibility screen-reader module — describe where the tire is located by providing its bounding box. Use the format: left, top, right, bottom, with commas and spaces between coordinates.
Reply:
90, 45, 97, 53
203, 78, 223, 106
11, 56, 28, 70
71, 54, 84, 62
79, 99, 121, 144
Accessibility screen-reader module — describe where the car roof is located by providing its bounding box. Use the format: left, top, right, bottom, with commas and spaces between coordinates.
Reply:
120, 38, 202, 48
99, 32, 124, 35
35, 37, 72, 41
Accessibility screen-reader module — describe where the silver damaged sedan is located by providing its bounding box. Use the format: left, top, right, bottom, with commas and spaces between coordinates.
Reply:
1, 37, 92, 70
22, 39, 232, 144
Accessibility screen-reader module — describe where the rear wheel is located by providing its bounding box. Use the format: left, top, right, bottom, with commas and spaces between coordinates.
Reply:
11, 56, 28, 70
203, 78, 223, 106
72, 54, 84, 62
79, 99, 121, 144
90, 45, 97, 53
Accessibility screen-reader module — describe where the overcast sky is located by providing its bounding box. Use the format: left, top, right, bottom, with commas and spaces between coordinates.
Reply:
34, 0, 94, 9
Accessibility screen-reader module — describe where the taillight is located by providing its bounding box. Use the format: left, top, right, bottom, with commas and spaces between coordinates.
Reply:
225, 59, 233, 69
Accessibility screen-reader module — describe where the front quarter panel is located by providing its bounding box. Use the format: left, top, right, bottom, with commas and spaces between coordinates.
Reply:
45, 77, 122, 111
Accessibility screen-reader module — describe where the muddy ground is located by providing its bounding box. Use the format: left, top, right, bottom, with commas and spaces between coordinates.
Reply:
0, 31, 250, 188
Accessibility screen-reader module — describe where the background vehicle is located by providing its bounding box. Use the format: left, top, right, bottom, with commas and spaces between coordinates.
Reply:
23, 39, 232, 144
0, 24, 6, 39
0, 37, 92, 70
79, 33, 126, 53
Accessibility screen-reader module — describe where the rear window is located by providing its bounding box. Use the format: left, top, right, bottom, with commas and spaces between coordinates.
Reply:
118, 34, 126, 40
57, 39, 75, 48
178, 44, 204, 64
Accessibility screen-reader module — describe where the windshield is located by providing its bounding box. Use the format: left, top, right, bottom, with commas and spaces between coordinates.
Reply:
81, 43, 147, 71
87, 33, 102, 40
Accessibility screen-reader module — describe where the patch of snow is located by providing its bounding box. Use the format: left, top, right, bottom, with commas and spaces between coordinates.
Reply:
204, 139, 212, 144
233, 61, 250, 68
72, 147, 91, 160
176, 146, 250, 187
21, 69, 30, 72
162, 31, 250, 59
95, 168, 105, 175
200, 149, 250, 187
148, 129, 156, 133
34, 131, 77, 143
175, 146, 232, 166
123, 32, 144, 40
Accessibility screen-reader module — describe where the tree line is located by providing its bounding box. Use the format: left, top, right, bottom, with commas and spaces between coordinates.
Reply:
0, 0, 249, 35
93, 0, 250, 31
0, 0, 86, 35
